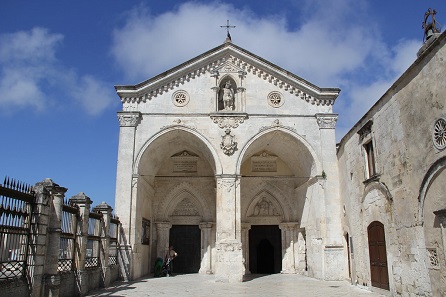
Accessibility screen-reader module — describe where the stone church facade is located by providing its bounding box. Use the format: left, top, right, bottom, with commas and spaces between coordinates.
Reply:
114, 31, 446, 295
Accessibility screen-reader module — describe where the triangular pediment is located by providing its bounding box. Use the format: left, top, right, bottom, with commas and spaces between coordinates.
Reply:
115, 42, 340, 106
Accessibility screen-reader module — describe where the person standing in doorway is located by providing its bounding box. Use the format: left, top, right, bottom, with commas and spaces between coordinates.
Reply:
164, 245, 178, 276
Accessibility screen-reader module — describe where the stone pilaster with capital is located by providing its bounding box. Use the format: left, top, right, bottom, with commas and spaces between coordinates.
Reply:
241, 223, 251, 274
155, 222, 172, 260
115, 111, 141, 280
215, 175, 244, 282
199, 222, 214, 274
315, 113, 344, 280
280, 223, 299, 274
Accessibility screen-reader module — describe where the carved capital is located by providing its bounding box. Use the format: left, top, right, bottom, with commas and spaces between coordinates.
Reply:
117, 111, 141, 127
316, 113, 338, 129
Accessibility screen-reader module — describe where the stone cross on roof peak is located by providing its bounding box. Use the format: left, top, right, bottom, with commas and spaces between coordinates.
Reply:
221, 20, 236, 42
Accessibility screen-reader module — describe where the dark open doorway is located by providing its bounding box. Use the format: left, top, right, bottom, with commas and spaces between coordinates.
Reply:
169, 225, 201, 274
249, 225, 281, 273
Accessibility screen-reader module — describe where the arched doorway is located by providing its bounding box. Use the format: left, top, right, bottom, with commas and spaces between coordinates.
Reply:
249, 225, 281, 273
238, 129, 320, 276
134, 128, 219, 277
367, 221, 389, 290
169, 225, 201, 273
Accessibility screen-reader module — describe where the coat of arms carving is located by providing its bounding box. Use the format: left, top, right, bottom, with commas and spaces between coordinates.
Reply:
220, 129, 237, 155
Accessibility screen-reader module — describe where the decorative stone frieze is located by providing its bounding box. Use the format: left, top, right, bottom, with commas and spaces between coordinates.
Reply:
315, 113, 338, 129
210, 114, 248, 129
116, 49, 339, 106
117, 111, 141, 127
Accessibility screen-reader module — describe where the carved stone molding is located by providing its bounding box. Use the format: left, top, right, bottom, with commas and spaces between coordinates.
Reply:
259, 119, 296, 133
117, 111, 141, 127
160, 119, 197, 131
357, 120, 373, 140
171, 198, 199, 216
210, 114, 248, 129
315, 113, 338, 129
220, 129, 237, 156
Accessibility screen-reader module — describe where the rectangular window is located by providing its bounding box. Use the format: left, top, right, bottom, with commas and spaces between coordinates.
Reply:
364, 141, 376, 178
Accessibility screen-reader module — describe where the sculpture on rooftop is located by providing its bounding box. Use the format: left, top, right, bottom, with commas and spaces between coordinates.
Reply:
423, 8, 442, 43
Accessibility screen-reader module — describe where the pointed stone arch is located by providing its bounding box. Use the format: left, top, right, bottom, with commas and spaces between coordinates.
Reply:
243, 182, 292, 223
157, 182, 212, 223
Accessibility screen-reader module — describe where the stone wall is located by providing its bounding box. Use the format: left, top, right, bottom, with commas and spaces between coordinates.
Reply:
337, 31, 446, 295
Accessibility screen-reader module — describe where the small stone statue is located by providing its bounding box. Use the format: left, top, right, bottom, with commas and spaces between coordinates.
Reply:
222, 81, 235, 110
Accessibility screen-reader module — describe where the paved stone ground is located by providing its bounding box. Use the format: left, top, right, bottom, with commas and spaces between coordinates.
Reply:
87, 274, 387, 297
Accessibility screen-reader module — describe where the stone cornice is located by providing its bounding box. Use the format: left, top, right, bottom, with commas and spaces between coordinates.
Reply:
115, 44, 340, 106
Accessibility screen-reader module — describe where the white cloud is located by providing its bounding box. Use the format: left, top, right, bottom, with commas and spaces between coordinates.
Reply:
111, 1, 382, 86
71, 75, 116, 116
0, 27, 116, 115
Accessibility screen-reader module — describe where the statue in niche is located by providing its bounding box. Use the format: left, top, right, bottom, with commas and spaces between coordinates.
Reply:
219, 80, 235, 111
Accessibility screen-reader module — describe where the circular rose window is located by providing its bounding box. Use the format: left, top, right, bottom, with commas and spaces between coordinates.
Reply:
267, 91, 284, 108
433, 116, 446, 150
172, 90, 190, 107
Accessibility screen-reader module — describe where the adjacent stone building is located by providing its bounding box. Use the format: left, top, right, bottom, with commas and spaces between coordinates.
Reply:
337, 30, 446, 295
114, 29, 446, 295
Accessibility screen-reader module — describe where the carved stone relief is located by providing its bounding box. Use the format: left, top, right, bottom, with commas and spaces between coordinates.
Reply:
171, 197, 200, 216
250, 197, 281, 217
220, 129, 237, 155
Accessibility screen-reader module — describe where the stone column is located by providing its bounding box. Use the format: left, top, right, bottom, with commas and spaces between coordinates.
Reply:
70, 192, 92, 296
296, 228, 307, 274
211, 86, 220, 111
38, 179, 67, 297
155, 222, 171, 260
94, 202, 113, 287
115, 111, 141, 281
30, 180, 53, 297
199, 222, 213, 274
279, 223, 298, 274
316, 113, 345, 280
215, 175, 244, 282
241, 223, 251, 274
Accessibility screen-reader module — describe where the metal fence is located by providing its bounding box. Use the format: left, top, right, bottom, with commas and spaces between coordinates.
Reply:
109, 215, 119, 266
58, 199, 78, 272
0, 177, 34, 280
86, 212, 102, 269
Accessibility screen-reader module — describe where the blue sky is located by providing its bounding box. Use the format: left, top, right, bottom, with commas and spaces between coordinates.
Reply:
1, 0, 445, 210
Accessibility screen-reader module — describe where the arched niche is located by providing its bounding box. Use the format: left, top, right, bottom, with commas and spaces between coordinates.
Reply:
218, 75, 238, 111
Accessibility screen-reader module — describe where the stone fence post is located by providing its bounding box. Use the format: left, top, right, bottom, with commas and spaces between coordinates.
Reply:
93, 202, 113, 287
70, 192, 92, 296
31, 179, 67, 297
